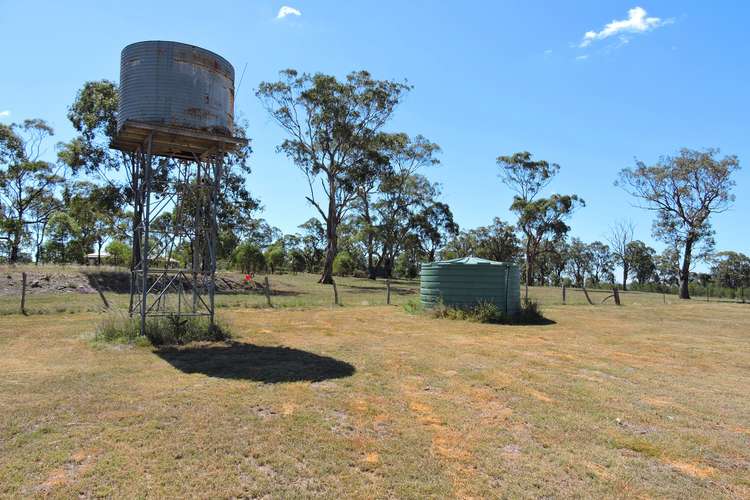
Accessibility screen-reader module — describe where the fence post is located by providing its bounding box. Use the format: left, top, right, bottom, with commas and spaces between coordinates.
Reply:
386, 279, 391, 305
331, 278, 340, 306
21, 272, 27, 315
263, 276, 272, 307
581, 286, 594, 305
613, 286, 621, 306
562, 285, 566, 305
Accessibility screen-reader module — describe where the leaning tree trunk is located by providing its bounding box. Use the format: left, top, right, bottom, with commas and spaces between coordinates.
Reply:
678, 239, 694, 300
319, 176, 338, 285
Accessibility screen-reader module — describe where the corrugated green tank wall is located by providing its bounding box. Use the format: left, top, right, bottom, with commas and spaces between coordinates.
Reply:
420, 257, 521, 314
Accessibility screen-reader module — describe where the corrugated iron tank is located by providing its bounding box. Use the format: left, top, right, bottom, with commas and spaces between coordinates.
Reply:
118, 41, 235, 136
420, 257, 521, 314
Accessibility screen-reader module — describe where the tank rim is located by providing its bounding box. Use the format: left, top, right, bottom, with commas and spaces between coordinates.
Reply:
120, 40, 234, 76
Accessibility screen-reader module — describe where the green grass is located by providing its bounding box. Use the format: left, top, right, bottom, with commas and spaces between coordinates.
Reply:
94, 313, 231, 346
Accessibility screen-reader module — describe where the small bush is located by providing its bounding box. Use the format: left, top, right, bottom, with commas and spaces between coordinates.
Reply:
428, 299, 547, 325
402, 298, 423, 314
95, 313, 231, 346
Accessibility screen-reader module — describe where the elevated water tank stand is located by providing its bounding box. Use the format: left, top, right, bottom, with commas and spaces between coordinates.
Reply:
112, 121, 247, 335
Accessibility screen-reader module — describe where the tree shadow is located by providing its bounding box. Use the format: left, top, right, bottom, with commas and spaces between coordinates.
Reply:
155, 341, 356, 383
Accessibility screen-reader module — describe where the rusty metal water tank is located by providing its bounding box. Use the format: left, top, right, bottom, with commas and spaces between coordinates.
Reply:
117, 41, 235, 136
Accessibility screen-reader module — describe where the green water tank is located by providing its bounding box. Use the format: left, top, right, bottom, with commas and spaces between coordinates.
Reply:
420, 257, 521, 314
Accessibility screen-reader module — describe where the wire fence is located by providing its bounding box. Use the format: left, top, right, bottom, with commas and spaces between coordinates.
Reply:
1, 266, 748, 317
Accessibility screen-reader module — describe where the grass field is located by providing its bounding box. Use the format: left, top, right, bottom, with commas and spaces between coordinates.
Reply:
1, 293, 749, 497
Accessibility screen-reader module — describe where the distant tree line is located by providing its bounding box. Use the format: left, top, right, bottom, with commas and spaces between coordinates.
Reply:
0, 70, 742, 300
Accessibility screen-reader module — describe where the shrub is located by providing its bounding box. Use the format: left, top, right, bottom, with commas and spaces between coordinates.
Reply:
333, 251, 356, 276
428, 299, 546, 325
105, 240, 132, 266
95, 313, 231, 346
402, 298, 423, 314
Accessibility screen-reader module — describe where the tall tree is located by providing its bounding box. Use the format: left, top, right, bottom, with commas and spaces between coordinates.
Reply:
498, 152, 582, 294
257, 70, 411, 283
656, 247, 680, 286
607, 219, 635, 290
618, 148, 740, 299
626, 240, 656, 285
0, 120, 63, 262
588, 241, 613, 285
711, 251, 750, 295
412, 202, 458, 263
298, 217, 326, 273
566, 237, 593, 287
441, 218, 519, 263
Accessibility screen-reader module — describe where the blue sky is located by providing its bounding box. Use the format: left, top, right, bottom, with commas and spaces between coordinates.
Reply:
1, 1, 748, 264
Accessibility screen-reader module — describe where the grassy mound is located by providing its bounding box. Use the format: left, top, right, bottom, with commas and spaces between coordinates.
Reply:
95, 313, 231, 346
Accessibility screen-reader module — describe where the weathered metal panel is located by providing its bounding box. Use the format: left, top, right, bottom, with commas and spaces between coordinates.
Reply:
419, 257, 521, 314
118, 41, 235, 136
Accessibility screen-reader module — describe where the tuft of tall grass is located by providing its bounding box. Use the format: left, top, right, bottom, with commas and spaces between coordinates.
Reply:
427, 299, 547, 325
95, 313, 231, 346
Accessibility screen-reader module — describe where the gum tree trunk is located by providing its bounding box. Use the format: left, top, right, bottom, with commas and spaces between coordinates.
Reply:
678, 238, 694, 300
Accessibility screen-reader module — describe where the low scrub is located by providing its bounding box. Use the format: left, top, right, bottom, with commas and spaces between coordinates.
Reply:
424, 299, 548, 325
95, 313, 231, 346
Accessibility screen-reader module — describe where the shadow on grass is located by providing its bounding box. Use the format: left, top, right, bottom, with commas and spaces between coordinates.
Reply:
155, 341, 355, 383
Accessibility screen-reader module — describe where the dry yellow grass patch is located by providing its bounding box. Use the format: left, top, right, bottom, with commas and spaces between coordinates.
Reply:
1, 300, 749, 498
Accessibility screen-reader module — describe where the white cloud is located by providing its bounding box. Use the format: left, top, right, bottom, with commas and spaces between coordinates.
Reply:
575, 55, 589, 61
544, 49, 553, 55
276, 6, 301, 19
579, 7, 670, 48
0, 110, 10, 117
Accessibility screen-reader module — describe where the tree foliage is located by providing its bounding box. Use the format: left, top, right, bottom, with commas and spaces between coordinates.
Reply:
618, 148, 740, 299
257, 69, 411, 283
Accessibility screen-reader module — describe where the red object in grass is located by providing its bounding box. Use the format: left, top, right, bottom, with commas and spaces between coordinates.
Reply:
244, 274, 251, 282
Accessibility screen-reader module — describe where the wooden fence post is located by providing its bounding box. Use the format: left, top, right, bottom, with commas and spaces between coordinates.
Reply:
562, 285, 566, 304
386, 279, 391, 305
331, 278, 340, 306
264, 276, 272, 307
613, 286, 621, 306
581, 286, 594, 305
21, 272, 27, 315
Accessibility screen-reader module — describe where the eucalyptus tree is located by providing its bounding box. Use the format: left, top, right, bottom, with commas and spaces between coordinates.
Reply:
711, 251, 750, 294
656, 247, 680, 286
626, 240, 657, 285
441, 218, 518, 263
566, 237, 593, 287
618, 148, 740, 299
257, 70, 411, 283
412, 202, 458, 262
587, 241, 614, 285
298, 218, 326, 273
607, 219, 635, 290
0, 119, 64, 262
498, 151, 583, 293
